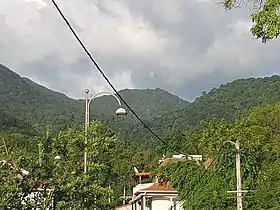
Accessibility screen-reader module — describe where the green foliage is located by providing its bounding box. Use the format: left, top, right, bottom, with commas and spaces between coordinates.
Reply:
254, 162, 280, 209
132, 76, 280, 144
0, 121, 159, 209
0, 123, 121, 209
159, 103, 280, 209
0, 65, 188, 145
0, 64, 83, 134
221, 0, 280, 42
3, 64, 280, 209
251, 0, 280, 43
4, 64, 280, 147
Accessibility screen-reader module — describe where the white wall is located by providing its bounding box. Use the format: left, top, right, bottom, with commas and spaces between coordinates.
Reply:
151, 197, 183, 210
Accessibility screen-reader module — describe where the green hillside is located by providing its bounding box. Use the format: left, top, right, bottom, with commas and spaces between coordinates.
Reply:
0, 64, 188, 137
0, 64, 83, 133
163, 76, 280, 130
2, 64, 280, 145
1, 64, 280, 209
130, 75, 280, 143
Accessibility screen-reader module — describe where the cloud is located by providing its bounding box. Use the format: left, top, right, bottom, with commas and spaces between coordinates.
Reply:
0, 0, 280, 100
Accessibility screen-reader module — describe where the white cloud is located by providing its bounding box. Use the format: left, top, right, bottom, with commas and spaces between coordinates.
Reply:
0, 0, 280, 99
0, 0, 167, 66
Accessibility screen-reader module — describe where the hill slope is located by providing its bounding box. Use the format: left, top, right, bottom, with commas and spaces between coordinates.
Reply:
0, 64, 83, 133
2, 64, 280, 146
143, 75, 280, 140
0, 64, 188, 136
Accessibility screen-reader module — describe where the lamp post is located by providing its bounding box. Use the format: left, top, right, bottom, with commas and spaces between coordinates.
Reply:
84, 89, 127, 174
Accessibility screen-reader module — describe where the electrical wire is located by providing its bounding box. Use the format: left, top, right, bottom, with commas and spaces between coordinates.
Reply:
50, 3, 235, 208
50, 0, 187, 155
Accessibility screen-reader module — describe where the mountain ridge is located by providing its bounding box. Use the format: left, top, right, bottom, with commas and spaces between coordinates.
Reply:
0, 64, 188, 137
2, 63, 280, 146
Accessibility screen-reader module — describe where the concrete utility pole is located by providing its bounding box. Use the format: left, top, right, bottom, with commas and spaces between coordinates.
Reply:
84, 89, 89, 174
225, 139, 243, 210
123, 186, 126, 205
235, 139, 243, 210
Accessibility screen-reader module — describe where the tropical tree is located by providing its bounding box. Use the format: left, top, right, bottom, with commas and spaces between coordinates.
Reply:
0, 122, 118, 210
222, 0, 280, 43
159, 102, 280, 209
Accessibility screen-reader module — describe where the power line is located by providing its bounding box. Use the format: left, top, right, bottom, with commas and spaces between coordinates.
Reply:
50, 0, 186, 155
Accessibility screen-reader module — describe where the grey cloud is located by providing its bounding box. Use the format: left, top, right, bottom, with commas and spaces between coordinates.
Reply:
0, 0, 280, 101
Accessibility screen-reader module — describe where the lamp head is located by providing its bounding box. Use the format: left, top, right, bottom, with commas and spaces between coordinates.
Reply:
115, 107, 127, 116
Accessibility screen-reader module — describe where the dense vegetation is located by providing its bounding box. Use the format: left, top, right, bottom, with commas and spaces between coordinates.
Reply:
222, 0, 280, 43
159, 103, 280, 209
129, 75, 280, 146
1, 64, 280, 209
0, 123, 159, 209
0, 64, 187, 140
3, 65, 280, 147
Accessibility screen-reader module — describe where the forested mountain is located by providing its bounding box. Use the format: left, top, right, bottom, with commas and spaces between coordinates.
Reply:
2, 64, 280, 209
0, 64, 188, 136
2, 64, 280, 145
0, 64, 83, 134
129, 75, 280, 144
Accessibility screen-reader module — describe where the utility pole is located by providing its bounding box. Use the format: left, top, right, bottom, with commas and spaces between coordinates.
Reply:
225, 139, 243, 210
108, 181, 111, 204
235, 139, 243, 210
84, 89, 89, 174
123, 186, 126, 205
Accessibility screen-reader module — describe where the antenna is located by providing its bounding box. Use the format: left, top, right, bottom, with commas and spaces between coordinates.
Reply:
134, 167, 139, 174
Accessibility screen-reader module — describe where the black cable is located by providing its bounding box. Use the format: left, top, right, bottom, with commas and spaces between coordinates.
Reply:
50, 0, 186, 155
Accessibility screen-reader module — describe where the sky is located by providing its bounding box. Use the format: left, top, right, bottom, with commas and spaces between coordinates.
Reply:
0, 0, 279, 100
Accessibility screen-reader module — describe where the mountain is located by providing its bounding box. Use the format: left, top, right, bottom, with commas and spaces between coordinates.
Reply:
0, 64, 188, 136
2, 63, 280, 146
140, 75, 280, 141
0, 64, 83, 134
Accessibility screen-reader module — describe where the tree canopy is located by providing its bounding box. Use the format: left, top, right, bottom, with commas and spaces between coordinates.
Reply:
159, 102, 280, 209
222, 0, 280, 42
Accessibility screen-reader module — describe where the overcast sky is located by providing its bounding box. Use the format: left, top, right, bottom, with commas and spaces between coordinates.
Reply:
0, 0, 279, 100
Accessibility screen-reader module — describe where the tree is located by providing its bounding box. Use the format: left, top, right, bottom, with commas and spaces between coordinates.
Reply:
0, 122, 118, 209
222, 0, 280, 43
50, 122, 117, 209
159, 103, 280, 209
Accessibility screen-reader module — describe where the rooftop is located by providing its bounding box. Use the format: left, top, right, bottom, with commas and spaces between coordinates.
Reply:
139, 182, 177, 193
159, 157, 186, 167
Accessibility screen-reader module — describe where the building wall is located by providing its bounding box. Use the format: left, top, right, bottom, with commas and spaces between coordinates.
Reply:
129, 196, 184, 210
151, 197, 181, 210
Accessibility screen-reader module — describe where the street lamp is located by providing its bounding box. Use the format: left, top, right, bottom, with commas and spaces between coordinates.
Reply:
84, 89, 127, 174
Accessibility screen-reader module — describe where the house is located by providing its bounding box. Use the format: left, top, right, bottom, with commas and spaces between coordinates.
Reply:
129, 182, 183, 210
133, 172, 151, 183
115, 154, 206, 210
